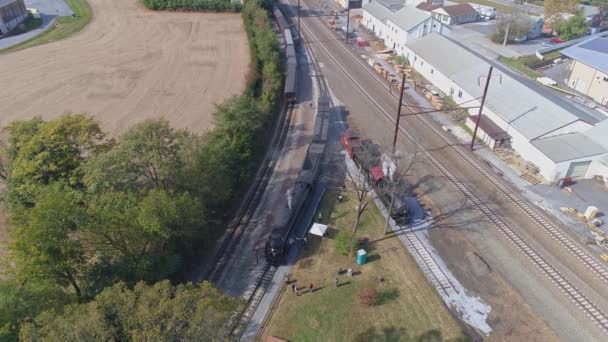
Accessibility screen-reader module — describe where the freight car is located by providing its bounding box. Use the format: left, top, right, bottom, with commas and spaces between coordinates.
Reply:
341, 130, 411, 224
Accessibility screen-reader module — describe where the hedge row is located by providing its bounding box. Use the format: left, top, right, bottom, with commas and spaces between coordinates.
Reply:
141, 0, 241, 12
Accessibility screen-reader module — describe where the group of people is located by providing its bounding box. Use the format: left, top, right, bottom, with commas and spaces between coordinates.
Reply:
285, 274, 341, 296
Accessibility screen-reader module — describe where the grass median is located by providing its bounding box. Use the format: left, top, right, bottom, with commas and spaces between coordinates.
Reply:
260, 190, 465, 341
0, 0, 92, 54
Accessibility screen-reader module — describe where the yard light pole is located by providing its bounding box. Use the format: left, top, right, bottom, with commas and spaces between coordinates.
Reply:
470, 66, 493, 151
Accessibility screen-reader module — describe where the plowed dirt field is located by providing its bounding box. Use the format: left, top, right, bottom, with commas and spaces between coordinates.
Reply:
0, 0, 249, 133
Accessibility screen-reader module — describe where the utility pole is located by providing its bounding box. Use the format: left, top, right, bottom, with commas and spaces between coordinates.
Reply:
392, 75, 407, 154
345, 6, 351, 44
470, 66, 493, 151
503, 22, 510, 46
298, 0, 301, 41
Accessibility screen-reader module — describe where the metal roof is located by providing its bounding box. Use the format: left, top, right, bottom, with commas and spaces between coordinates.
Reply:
362, 1, 394, 23
389, 6, 432, 32
531, 132, 607, 163
561, 37, 608, 74
432, 3, 477, 17
0, 0, 19, 7
584, 119, 608, 150
407, 33, 593, 140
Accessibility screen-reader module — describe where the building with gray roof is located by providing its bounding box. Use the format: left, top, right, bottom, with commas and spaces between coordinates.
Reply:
362, 1, 449, 56
402, 33, 608, 182
561, 37, 608, 107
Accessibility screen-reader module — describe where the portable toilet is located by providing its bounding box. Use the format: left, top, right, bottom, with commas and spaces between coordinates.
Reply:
356, 249, 367, 265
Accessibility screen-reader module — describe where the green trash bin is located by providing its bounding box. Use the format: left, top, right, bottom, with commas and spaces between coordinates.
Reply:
356, 249, 367, 265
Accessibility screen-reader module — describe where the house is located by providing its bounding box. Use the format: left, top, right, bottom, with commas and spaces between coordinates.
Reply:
431, 3, 478, 25
402, 33, 608, 181
561, 37, 608, 107
0, 0, 27, 35
362, 0, 449, 55
405, 0, 443, 6
416, 2, 442, 12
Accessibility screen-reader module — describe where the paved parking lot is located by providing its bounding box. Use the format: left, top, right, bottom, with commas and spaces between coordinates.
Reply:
450, 20, 545, 59
25, 0, 73, 16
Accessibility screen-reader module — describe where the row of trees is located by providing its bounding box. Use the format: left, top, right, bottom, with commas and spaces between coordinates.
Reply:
141, 0, 241, 12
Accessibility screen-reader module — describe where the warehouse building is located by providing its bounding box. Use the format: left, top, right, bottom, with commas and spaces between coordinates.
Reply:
403, 33, 608, 182
362, 0, 449, 56
561, 36, 608, 107
0, 0, 27, 35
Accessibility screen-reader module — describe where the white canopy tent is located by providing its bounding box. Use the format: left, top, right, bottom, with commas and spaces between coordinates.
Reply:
309, 223, 328, 237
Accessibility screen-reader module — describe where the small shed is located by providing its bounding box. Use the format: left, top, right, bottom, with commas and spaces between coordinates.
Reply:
466, 115, 511, 150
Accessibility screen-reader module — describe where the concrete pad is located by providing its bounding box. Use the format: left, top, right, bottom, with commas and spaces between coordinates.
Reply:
25, 0, 73, 16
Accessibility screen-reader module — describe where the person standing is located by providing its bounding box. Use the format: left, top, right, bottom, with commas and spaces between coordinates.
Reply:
335, 278, 339, 288
309, 283, 314, 293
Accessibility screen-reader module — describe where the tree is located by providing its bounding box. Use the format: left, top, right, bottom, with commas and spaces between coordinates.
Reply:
554, 15, 588, 41
19, 280, 241, 341
491, 11, 533, 44
83, 189, 205, 284
10, 184, 87, 299
0, 278, 69, 342
4, 115, 103, 207
82, 120, 187, 194
544, 0, 577, 20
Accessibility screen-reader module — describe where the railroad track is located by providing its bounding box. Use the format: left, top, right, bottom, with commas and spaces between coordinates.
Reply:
291, 1, 608, 333
321, 19, 608, 286
206, 100, 295, 283
232, 264, 277, 340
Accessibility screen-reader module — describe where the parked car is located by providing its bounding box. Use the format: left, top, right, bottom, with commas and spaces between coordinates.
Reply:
542, 37, 563, 46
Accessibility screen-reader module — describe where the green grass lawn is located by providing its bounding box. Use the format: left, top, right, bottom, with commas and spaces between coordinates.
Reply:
498, 55, 542, 80
260, 191, 466, 342
0, 0, 92, 54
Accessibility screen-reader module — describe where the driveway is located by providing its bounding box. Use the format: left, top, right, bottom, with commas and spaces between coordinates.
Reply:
25, 0, 73, 16
450, 21, 544, 59
0, 14, 55, 50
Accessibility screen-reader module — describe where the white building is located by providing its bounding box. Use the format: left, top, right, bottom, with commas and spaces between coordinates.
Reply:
0, 0, 27, 35
362, 0, 449, 55
431, 3, 478, 25
403, 33, 608, 181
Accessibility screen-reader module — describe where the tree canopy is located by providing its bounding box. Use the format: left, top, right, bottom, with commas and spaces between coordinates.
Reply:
19, 280, 240, 341
543, 0, 578, 20
554, 15, 588, 41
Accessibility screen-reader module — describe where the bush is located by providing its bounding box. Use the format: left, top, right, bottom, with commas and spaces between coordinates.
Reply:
357, 285, 377, 307
335, 230, 356, 256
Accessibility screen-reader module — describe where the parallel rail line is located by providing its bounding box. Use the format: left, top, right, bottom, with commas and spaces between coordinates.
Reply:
207, 101, 295, 283
291, 1, 608, 333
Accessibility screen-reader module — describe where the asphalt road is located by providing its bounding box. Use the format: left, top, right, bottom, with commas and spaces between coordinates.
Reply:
287, 0, 608, 340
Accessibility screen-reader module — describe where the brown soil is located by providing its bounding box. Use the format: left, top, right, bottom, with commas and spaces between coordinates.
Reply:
0, 0, 249, 134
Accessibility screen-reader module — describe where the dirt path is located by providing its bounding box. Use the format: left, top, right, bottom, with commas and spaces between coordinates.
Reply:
0, 0, 249, 134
